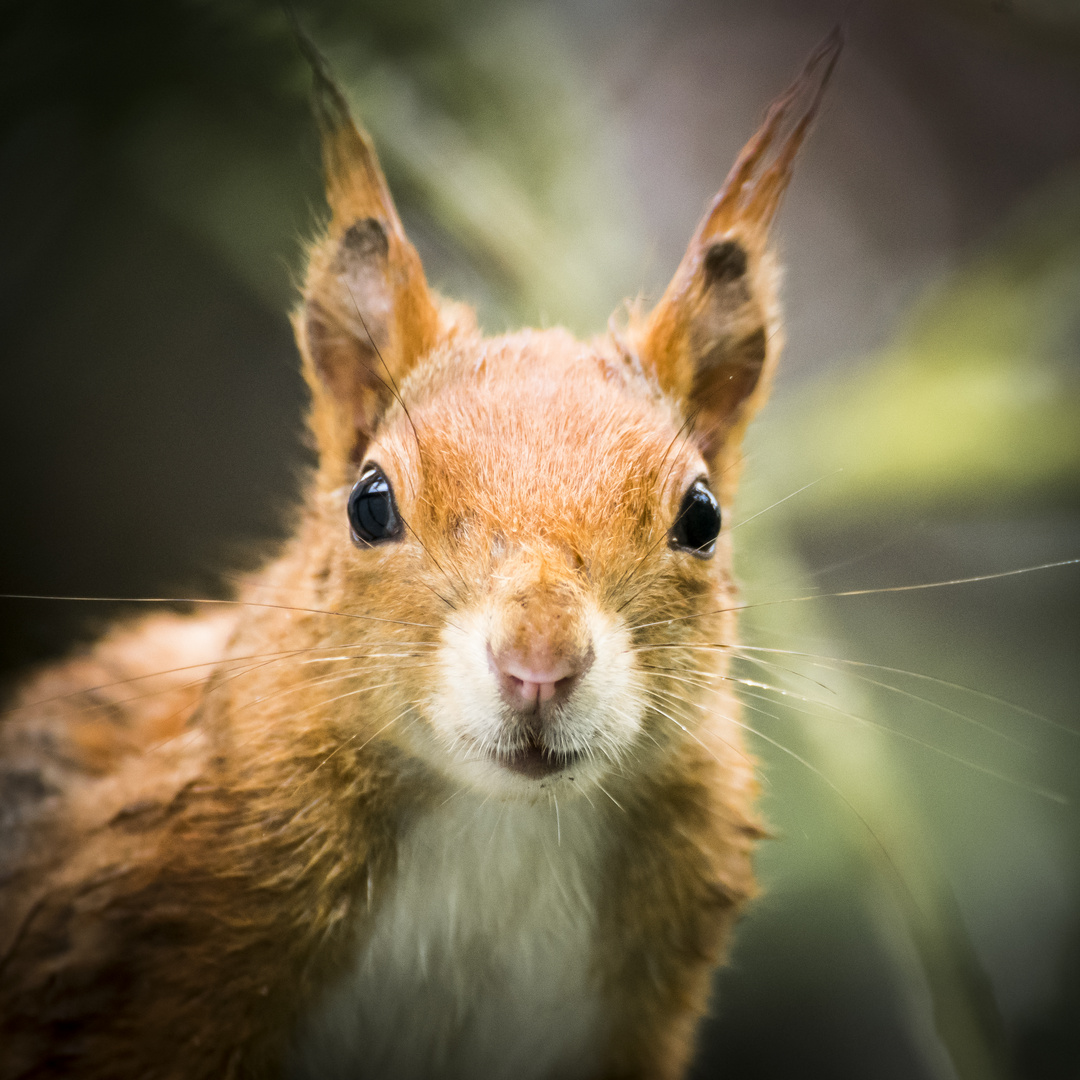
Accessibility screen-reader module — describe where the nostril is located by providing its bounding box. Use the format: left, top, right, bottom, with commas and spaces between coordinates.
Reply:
488, 645, 594, 711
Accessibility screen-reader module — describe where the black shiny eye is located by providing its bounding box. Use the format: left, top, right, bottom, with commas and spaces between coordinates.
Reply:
348, 464, 403, 545
669, 480, 721, 558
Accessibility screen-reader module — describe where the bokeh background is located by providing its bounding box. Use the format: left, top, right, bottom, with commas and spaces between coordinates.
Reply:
1, 1, 1078, 1077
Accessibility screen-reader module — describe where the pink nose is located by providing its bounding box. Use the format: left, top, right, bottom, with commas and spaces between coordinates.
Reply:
489, 646, 593, 711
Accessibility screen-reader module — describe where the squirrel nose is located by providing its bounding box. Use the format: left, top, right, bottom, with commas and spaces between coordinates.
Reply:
489, 644, 593, 711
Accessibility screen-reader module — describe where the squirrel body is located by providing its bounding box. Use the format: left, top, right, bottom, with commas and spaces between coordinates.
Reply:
0, 32, 841, 1080
290, 790, 608, 1079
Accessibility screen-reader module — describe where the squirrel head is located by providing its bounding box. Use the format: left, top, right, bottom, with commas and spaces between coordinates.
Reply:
282, 31, 841, 799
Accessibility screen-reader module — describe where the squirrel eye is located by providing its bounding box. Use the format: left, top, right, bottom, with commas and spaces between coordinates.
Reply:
348, 464, 403, 546
669, 480, 721, 558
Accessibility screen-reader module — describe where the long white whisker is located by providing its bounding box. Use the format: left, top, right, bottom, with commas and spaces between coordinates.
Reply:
730, 649, 1027, 750
644, 694, 754, 771
5, 641, 435, 717
627, 558, 1080, 632
0, 592, 440, 629
730, 471, 842, 531
735, 643, 1077, 739
306, 707, 412, 778
593, 781, 625, 812
734, 685, 1067, 805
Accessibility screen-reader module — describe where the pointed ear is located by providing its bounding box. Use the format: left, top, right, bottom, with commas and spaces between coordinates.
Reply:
293, 42, 441, 476
635, 28, 842, 464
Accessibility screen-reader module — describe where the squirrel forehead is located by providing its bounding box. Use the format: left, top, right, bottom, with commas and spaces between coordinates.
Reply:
376, 328, 699, 523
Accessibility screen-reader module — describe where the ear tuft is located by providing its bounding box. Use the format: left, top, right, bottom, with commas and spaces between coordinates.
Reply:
292, 18, 399, 233
700, 24, 843, 245
634, 27, 843, 467
290, 26, 442, 478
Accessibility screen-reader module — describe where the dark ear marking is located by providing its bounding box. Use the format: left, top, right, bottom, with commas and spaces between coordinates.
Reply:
698, 238, 752, 314
331, 217, 393, 358
341, 218, 390, 260
703, 240, 748, 287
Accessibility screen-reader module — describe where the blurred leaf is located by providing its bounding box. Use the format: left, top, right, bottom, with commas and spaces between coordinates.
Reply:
765, 167, 1080, 518
739, 533, 1016, 1080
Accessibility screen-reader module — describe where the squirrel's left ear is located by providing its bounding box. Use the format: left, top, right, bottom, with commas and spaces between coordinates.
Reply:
634, 28, 842, 465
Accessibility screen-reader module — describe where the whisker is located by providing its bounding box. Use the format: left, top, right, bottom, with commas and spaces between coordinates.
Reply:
729, 470, 841, 531
627, 558, 1080, 632
718, 705, 909, 871
339, 283, 472, 618
614, 452, 746, 614
5, 642, 438, 718
785, 524, 931, 585
644, 690, 775, 794
306, 706, 412, 778
734, 644, 1078, 740
593, 780, 625, 813
734, 684, 1067, 805
135, 652, 377, 760
726, 650, 839, 699
487, 802, 508, 852
253, 679, 406, 736
639, 664, 718, 693
388, 509, 464, 614
0, 593, 440, 630
340, 274, 426, 470
575, 782, 597, 811
435, 785, 468, 810
224, 664, 437, 729
729, 649, 1027, 750
613, 524, 671, 614
644, 693, 755, 771
643, 638, 1070, 746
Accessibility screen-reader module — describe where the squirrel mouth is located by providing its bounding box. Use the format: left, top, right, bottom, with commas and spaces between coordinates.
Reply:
497, 732, 580, 779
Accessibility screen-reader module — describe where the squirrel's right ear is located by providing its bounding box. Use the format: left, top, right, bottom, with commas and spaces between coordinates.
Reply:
293, 42, 441, 476
634, 29, 841, 469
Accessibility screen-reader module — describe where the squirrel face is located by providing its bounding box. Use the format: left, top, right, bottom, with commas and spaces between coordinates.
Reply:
321, 327, 726, 800
268, 35, 842, 807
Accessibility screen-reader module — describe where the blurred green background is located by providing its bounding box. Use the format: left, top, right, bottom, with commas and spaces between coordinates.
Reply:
0, 1, 1077, 1077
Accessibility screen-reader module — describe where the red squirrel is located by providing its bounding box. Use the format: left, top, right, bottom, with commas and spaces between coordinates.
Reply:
0, 30, 841, 1080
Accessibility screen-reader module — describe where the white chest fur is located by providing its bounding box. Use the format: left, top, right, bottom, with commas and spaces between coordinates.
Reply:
289, 793, 610, 1080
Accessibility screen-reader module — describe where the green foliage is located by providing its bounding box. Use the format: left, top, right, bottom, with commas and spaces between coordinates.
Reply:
765, 168, 1080, 517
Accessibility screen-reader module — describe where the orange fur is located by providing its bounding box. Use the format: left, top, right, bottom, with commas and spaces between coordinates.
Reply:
0, 30, 840, 1080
